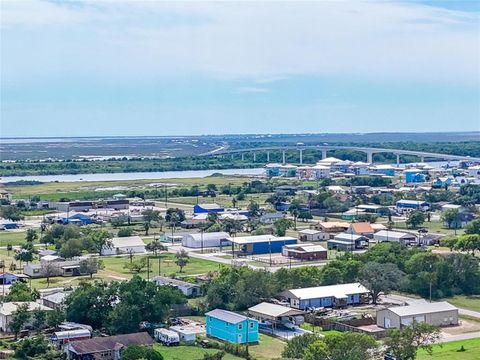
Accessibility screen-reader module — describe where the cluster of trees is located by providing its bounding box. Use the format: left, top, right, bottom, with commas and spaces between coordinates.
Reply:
0, 205, 24, 221
282, 322, 441, 360
65, 276, 186, 334
203, 242, 480, 311
442, 234, 480, 255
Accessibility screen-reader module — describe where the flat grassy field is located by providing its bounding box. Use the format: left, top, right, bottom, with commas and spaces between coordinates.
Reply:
0, 230, 35, 247
417, 338, 480, 360
6, 176, 256, 200
394, 220, 465, 236
446, 295, 480, 312
153, 344, 242, 360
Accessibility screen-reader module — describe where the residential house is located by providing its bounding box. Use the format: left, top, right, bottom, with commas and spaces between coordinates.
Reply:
0, 272, 27, 286
65, 332, 154, 360
152, 276, 202, 297
377, 301, 458, 329
346, 223, 375, 238
23, 257, 91, 278
42, 290, 71, 310
298, 229, 329, 242
259, 212, 284, 225
314, 222, 350, 234
282, 283, 370, 310
101, 236, 146, 256
205, 309, 258, 344
0, 302, 53, 332
404, 169, 426, 183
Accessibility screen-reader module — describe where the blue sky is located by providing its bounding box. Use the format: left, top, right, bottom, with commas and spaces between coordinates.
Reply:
1, 0, 479, 137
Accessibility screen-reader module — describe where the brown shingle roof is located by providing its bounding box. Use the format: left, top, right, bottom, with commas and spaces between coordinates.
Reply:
69, 332, 153, 355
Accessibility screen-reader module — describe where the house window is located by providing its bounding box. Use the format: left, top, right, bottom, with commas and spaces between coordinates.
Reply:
238, 323, 243, 330
225, 322, 229, 328
249, 322, 254, 329
33, 269, 39, 273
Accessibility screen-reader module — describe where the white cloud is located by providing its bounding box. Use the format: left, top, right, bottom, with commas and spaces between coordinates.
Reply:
236, 86, 270, 93
1, 0, 479, 84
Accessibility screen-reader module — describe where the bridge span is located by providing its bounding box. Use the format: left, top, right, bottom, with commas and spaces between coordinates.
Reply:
202, 145, 480, 165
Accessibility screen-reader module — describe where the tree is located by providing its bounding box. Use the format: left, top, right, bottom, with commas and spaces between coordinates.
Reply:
384, 322, 441, 360
273, 218, 293, 236
146, 240, 166, 255
298, 210, 313, 222
10, 303, 31, 340
46, 308, 65, 329
142, 209, 161, 235
464, 219, 480, 234
0, 205, 24, 221
122, 345, 163, 360
441, 236, 458, 251
455, 234, 480, 256
282, 333, 320, 359
288, 200, 303, 230
223, 218, 243, 236
358, 262, 406, 304
321, 267, 343, 286
41, 261, 60, 287
6, 282, 38, 302
441, 209, 460, 229
14, 335, 50, 359
117, 227, 133, 237
124, 257, 148, 273
88, 229, 112, 256
323, 332, 379, 360
79, 258, 104, 278
303, 340, 329, 360
25, 229, 38, 243
247, 200, 261, 217
406, 211, 425, 229
59, 238, 83, 258
32, 309, 47, 332
175, 249, 189, 272
15, 250, 33, 267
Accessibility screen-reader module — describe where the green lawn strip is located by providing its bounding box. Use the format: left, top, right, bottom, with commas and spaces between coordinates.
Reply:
248, 334, 286, 360
0, 231, 29, 247
153, 344, 242, 360
416, 338, 480, 360
446, 295, 480, 313
394, 220, 465, 236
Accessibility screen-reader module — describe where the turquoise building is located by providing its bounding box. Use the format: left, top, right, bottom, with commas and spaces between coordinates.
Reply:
205, 309, 258, 344
404, 169, 426, 183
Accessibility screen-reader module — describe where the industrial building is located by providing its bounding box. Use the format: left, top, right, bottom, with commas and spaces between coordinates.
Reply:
282, 283, 370, 310
376, 301, 458, 329
327, 233, 368, 251
373, 230, 417, 245
229, 235, 297, 255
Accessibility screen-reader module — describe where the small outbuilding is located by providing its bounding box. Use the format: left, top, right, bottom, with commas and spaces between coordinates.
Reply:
152, 276, 202, 297
376, 301, 458, 329
282, 243, 328, 261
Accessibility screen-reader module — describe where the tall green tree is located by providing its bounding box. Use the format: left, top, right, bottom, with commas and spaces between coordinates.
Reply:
175, 249, 190, 272
25, 229, 38, 243
406, 211, 425, 228
10, 303, 31, 340
358, 262, 406, 304
441, 209, 460, 229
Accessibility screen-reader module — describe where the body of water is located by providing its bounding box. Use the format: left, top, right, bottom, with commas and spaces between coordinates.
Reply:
0, 168, 266, 183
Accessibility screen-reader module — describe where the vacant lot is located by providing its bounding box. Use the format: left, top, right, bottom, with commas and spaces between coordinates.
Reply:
446, 295, 480, 313
153, 344, 242, 360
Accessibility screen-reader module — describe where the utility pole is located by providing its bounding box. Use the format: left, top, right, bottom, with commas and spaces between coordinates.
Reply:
158, 255, 161, 276
429, 263, 433, 303
147, 256, 150, 281
201, 229, 204, 254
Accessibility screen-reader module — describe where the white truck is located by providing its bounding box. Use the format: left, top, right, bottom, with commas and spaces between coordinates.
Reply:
154, 328, 180, 346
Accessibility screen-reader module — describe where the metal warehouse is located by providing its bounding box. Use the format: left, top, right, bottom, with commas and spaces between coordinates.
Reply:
228, 235, 297, 255
182, 232, 230, 248
376, 300, 458, 329
281, 282, 370, 309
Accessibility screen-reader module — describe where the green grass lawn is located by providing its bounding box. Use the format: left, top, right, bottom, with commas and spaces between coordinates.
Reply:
417, 338, 480, 360
153, 344, 242, 360
445, 295, 480, 312
0, 231, 30, 247
394, 220, 465, 236
249, 334, 286, 360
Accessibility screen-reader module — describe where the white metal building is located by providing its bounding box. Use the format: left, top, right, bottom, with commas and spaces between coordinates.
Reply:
373, 230, 417, 245
101, 236, 146, 256
182, 232, 230, 248
298, 229, 329, 242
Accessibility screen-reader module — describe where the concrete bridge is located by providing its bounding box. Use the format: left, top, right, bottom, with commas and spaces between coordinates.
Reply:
203, 145, 479, 166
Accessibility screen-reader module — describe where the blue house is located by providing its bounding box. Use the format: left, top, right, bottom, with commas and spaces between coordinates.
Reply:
193, 203, 224, 214
404, 169, 425, 183
230, 235, 297, 255
61, 213, 93, 226
205, 309, 258, 344
282, 283, 371, 310
0, 272, 27, 286
0, 220, 18, 230
432, 177, 453, 188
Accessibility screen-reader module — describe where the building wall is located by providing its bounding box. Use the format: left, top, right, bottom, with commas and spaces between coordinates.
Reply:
101, 245, 146, 256
377, 309, 459, 329
292, 251, 328, 261
243, 239, 297, 255
206, 316, 258, 344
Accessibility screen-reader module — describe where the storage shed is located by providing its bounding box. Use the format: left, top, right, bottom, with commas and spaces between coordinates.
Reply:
376, 301, 458, 329
181, 232, 230, 248
298, 229, 329, 242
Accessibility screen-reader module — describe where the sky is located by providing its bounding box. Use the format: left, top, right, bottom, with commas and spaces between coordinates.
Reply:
1, 0, 479, 137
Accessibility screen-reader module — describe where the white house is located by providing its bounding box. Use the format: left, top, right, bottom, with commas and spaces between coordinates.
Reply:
181, 232, 230, 248
373, 230, 417, 245
467, 165, 480, 178
298, 229, 329, 242
101, 236, 146, 256
0, 302, 53, 332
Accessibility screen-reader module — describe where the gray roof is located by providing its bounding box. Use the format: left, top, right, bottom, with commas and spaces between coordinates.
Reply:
69, 332, 153, 354
205, 309, 249, 324
152, 276, 199, 289
284, 283, 370, 301
388, 301, 458, 317
248, 302, 304, 318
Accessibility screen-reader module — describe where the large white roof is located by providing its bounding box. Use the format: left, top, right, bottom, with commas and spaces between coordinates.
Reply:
0, 302, 53, 316
188, 232, 229, 241
388, 301, 457, 317
248, 302, 304, 318
110, 236, 145, 248
286, 283, 369, 301
374, 230, 416, 240
299, 229, 322, 235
